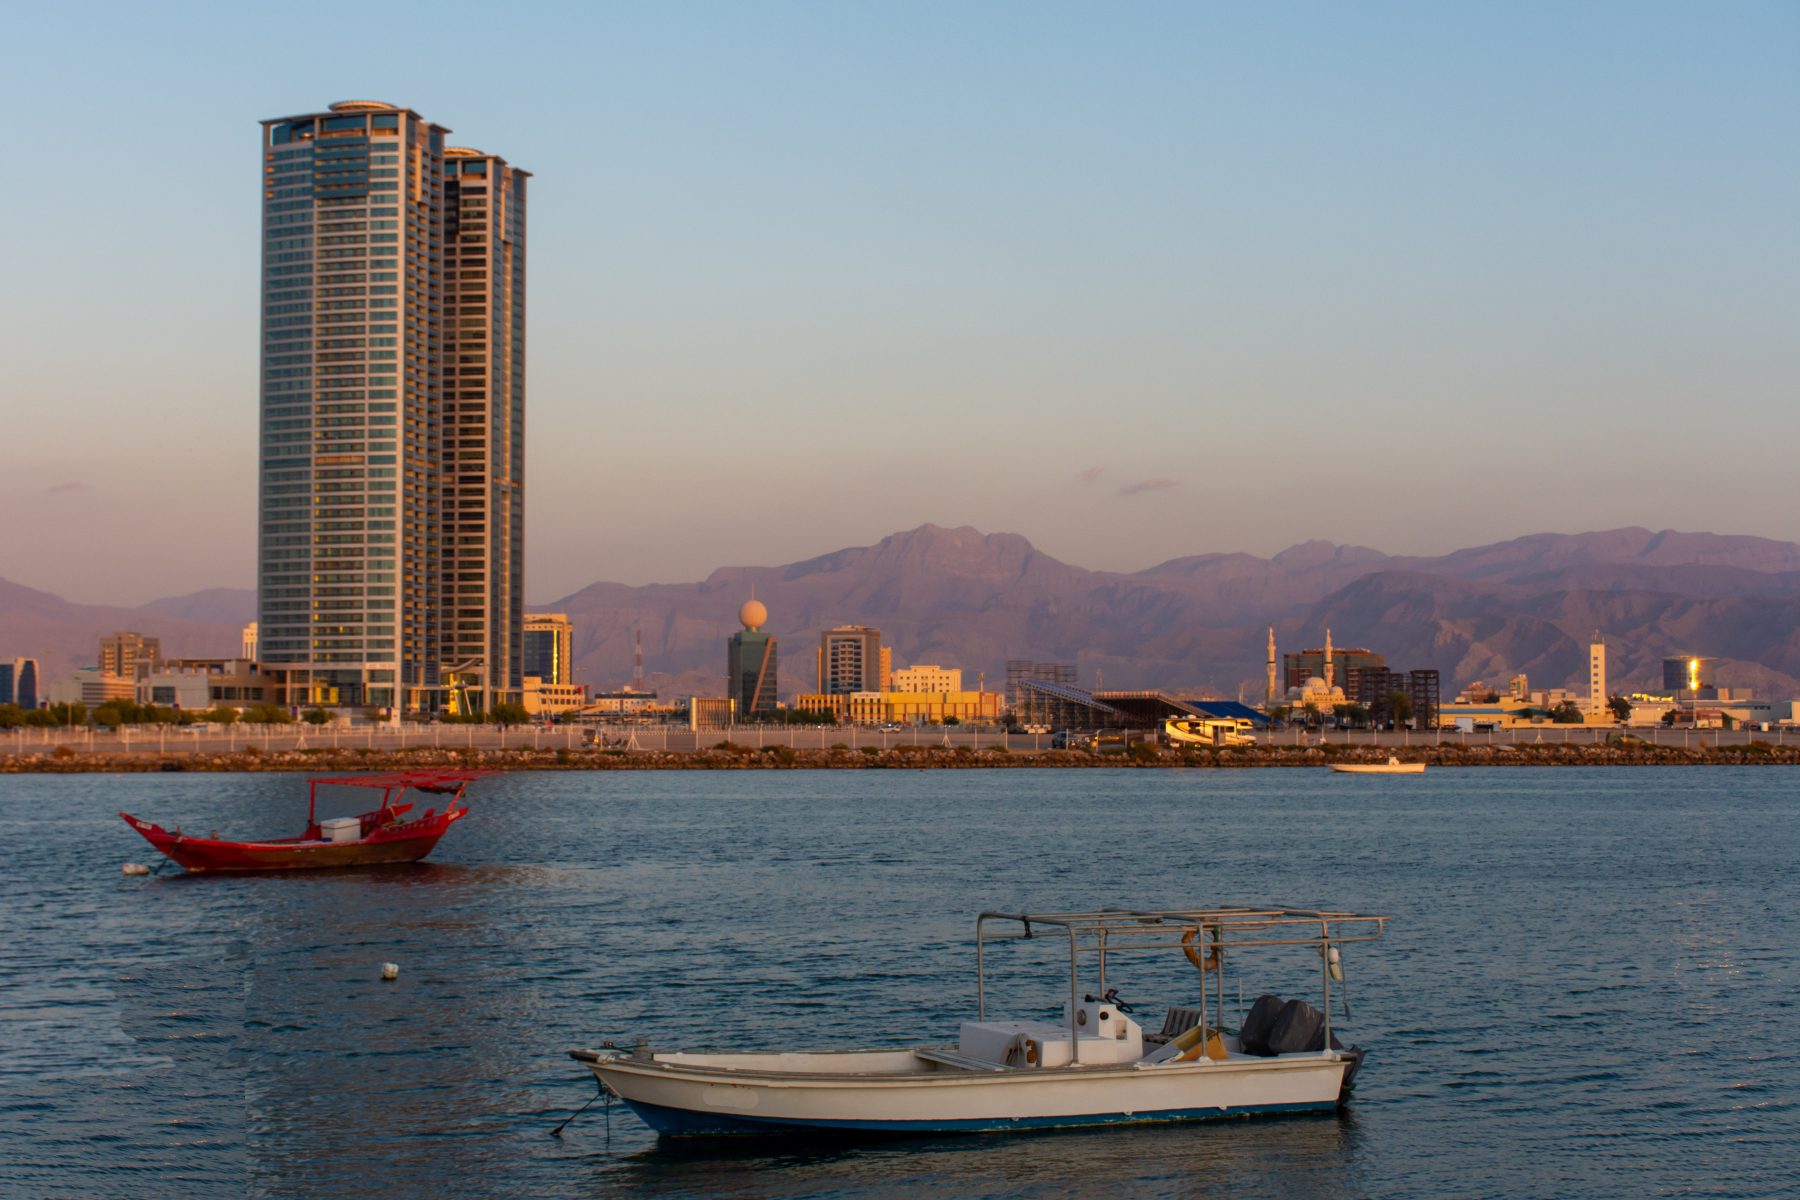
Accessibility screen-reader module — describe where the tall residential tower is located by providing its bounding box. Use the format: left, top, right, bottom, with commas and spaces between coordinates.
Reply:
257, 101, 526, 714
440, 146, 529, 711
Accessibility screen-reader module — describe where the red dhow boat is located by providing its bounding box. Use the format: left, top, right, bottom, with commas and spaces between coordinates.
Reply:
120, 770, 492, 873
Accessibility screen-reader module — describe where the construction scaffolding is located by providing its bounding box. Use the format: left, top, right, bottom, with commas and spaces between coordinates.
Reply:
1006, 660, 1076, 710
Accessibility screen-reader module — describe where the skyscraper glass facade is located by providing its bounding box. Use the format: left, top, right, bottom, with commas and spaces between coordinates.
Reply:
257, 102, 526, 713
522, 614, 572, 686
12, 659, 38, 711
728, 629, 779, 716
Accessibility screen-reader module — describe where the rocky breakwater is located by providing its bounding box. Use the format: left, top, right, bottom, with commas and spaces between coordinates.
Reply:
4, 735, 1799, 773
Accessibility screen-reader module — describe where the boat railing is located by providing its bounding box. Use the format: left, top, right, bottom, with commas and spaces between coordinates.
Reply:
974, 907, 1388, 1065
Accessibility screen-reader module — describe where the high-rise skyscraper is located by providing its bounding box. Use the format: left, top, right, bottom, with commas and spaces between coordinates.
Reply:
257, 101, 526, 714
728, 598, 779, 717
441, 147, 528, 710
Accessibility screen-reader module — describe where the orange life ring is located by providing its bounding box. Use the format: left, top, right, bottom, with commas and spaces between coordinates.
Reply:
1181, 927, 1222, 972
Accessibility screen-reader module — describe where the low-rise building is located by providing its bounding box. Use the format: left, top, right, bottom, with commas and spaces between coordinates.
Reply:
46, 669, 136, 708
149, 658, 284, 709
136, 671, 213, 711
802, 689, 1004, 726
523, 678, 589, 716
797, 693, 845, 721
687, 696, 734, 730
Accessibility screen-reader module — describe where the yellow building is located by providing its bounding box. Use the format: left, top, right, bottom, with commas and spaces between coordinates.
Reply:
797, 693, 845, 721
891, 664, 961, 693
882, 690, 1002, 725
800, 690, 1002, 725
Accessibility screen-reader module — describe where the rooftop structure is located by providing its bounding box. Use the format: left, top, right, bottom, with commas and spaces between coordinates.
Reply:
891, 664, 961, 693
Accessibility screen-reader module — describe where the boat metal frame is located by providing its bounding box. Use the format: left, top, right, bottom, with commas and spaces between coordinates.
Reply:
974, 907, 1388, 1064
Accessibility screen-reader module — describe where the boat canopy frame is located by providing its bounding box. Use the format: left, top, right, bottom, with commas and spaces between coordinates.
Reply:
975, 907, 1389, 1065
305, 769, 497, 826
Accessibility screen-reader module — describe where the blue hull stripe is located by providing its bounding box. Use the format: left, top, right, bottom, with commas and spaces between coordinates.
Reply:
623, 1097, 1338, 1137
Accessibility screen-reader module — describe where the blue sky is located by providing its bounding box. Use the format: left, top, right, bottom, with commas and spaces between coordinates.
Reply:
1, 1, 1795, 602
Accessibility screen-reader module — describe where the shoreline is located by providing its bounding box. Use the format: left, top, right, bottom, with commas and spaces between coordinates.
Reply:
5, 740, 1799, 773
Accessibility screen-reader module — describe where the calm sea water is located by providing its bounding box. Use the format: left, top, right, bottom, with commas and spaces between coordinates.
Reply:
0, 767, 1793, 1199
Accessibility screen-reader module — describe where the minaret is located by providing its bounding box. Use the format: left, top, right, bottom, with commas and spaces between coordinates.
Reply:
1587, 630, 1607, 720
1266, 626, 1278, 707
1324, 628, 1334, 689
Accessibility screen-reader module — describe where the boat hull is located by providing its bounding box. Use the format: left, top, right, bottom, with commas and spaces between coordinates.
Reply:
621, 1095, 1336, 1136
577, 1048, 1358, 1138
1329, 763, 1425, 774
120, 809, 465, 872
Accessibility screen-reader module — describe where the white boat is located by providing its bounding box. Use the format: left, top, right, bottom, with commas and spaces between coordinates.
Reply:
1330, 756, 1425, 774
572, 906, 1388, 1137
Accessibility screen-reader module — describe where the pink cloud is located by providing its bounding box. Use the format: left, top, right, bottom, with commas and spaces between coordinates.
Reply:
1118, 478, 1179, 496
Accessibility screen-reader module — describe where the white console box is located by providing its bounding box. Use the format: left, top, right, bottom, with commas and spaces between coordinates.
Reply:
959, 1008, 1144, 1068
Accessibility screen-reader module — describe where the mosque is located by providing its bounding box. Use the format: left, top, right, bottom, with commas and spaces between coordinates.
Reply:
1266, 626, 1351, 711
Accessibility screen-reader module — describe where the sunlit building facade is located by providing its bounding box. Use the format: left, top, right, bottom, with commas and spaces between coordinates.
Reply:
256, 101, 526, 714
98, 632, 162, 681
818, 626, 884, 695
441, 147, 529, 710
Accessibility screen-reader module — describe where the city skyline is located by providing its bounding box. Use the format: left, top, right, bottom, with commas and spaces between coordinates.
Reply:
2, 3, 1797, 605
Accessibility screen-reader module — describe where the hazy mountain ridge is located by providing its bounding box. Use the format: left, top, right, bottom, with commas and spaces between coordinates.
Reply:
0, 581, 249, 680
537, 524, 1800, 700
4, 525, 1798, 701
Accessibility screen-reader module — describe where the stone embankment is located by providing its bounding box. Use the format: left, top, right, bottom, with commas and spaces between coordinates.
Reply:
4, 738, 1798, 773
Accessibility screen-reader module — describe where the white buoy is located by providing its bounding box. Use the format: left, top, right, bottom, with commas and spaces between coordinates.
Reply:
122, 863, 151, 876
380, 962, 400, 981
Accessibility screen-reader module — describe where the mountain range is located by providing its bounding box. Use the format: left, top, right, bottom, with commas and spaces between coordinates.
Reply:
5, 525, 1799, 702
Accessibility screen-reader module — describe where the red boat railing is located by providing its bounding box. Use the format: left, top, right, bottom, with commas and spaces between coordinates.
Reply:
305, 769, 498, 830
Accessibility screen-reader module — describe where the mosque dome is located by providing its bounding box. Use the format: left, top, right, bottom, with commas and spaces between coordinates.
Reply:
739, 599, 767, 631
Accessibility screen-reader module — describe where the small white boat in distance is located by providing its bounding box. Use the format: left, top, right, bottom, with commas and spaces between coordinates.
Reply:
572, 906, 1388, 1137
1331, 756, 1425, 774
